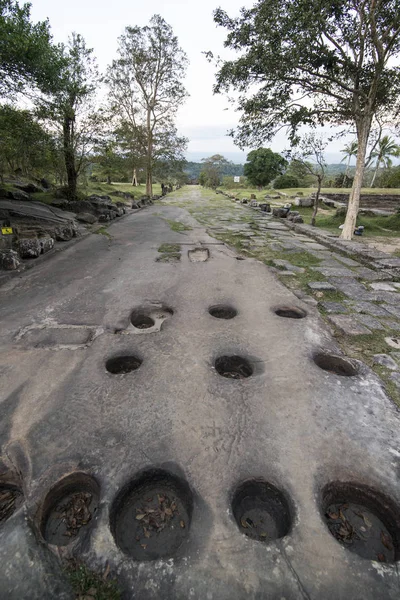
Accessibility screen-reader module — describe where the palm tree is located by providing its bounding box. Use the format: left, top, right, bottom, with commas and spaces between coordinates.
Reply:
340, 140, 358, 185
370, 135, 400, 187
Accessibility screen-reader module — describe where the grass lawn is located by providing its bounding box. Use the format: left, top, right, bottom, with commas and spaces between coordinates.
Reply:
219, 185, 400, 199
29, 181, 162, 205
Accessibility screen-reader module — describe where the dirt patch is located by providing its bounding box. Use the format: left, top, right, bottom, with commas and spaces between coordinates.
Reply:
232, 479, 292, 543
322, 482, 400, 562
106, 355, 142, 374
363, 236, 400, 256
214, 355, 253, 379
0, 485, 23, 524
274, 306, 307, 319
156, 253, 181, 263
41, 473, 99, 546
313, 351, 359, 376
209, 305, 237, 320
111, 469, 193, 561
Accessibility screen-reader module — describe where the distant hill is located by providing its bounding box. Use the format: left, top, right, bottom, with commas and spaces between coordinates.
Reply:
184, 161, 244, 181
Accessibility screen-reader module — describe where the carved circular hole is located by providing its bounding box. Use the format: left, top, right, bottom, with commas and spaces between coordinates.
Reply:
274, 306, 307, 319
209, 305, 237, 320
110, 469, 193, 561
106, 355, 142, 374
40, 473, 100, 546
214, 356, 253, 379
321, 482, 400, 562
313, 351, 358, 377
0, 484, 23, 525
130, 314, 155, 329
232, 479, 292, 543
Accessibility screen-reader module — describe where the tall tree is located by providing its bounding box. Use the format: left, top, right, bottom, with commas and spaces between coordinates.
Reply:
340, 141, 358, 186
40, 33, 100, 199
370, 135, 400, 187
107, 15, 188, 196
0, 0, 61, 96
211, 0, 400, 239
289, 135, 327, 226
200, 154, 229, 188
244, 148, 287, 187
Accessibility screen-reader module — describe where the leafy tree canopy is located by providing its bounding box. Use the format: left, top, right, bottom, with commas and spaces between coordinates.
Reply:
0, 0, 62, 96
243, 148, 287, 186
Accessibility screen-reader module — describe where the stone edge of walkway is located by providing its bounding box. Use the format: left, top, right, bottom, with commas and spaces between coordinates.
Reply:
0, 207, 142, 287
282, 219, 400, 278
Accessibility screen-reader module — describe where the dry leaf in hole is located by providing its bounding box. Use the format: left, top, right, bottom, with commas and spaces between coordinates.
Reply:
141, 544, 147, 550
136, 514, 146, 520
328, 512, 339, 520
381, 531, 393, 551
377, 553, 386, 562
363, 514, 372, 528
144, 528, 151, 539
103, 564, 110, 581
180, 520, 185, 529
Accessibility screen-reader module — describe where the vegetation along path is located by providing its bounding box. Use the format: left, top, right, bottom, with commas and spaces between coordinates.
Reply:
0, 186, 400, 598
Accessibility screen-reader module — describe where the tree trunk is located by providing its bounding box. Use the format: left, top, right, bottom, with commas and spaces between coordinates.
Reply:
340, 118, 371, 240
132, 168, 138, 186
344, 156, 350, 186
145, 108, 153, 197
107, 175, 111, 185
311, 177, 322, 226
63, 115, 77, 201
370, 160, 380, 187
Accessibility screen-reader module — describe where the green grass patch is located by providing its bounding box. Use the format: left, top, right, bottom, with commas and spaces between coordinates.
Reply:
156, 252, 181, 262
94, 227, 112, 239
158, 243, 181, 253
164, 219, 192, 232
65, 561, 121, 600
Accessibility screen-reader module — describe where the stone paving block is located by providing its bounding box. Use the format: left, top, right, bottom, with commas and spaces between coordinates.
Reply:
272, 259, 305, 273
373, 354, 399, 370
345, 300, 392, 317
303, 242, 328, 250
370, 282, 398, 292
313, 266, 356, 277
326, 314, 371, 335
319, 302, 348, 313
376, 257, 400, 268
353, 267, 390, 281
335, 256, 362, 267
355, 314, 386, 330
380, 319, 400, 331
308, 281, 336, 291
369, 291, 400, 306
382, 304, 400, 319
329, 278, 370, 300
390, 372, 400, 390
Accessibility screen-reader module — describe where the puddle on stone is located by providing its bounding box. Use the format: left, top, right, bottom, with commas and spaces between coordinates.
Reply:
209, 305, 237, 320
322, 482, 400, 562
0, 485, 23, 524
313, 351, 358, 376
215, 355, 253, 379
111, 469, 193, 561
188, 248, 210, 262
106, 355, 142, 374
41, 473, 99, 546
232, 480, 292, 543
274, 306, 307, 319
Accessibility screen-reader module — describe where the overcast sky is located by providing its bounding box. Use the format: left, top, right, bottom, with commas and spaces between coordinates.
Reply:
30, 0, 357, 164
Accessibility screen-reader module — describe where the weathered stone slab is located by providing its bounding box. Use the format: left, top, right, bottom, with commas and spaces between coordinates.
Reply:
272, 259, 305, 273
303, 242, 327, 250
353, 267, 389, 281
380, 319, 400, 331
313, 266, 355, 277
329, 278, 370, 299
376, 257, 400, 268
345, 300, 391, 317
0, 249, 21, 270
335, 256, 362, 267
373, 354, 399, 370
382, 304, 400, 319
319, 302, 347, 313
369, 282, 397, 292
327, 314, 371, 335
355, 314, 385, 330
390, 372, 400, 389
308, 281, 336, 291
